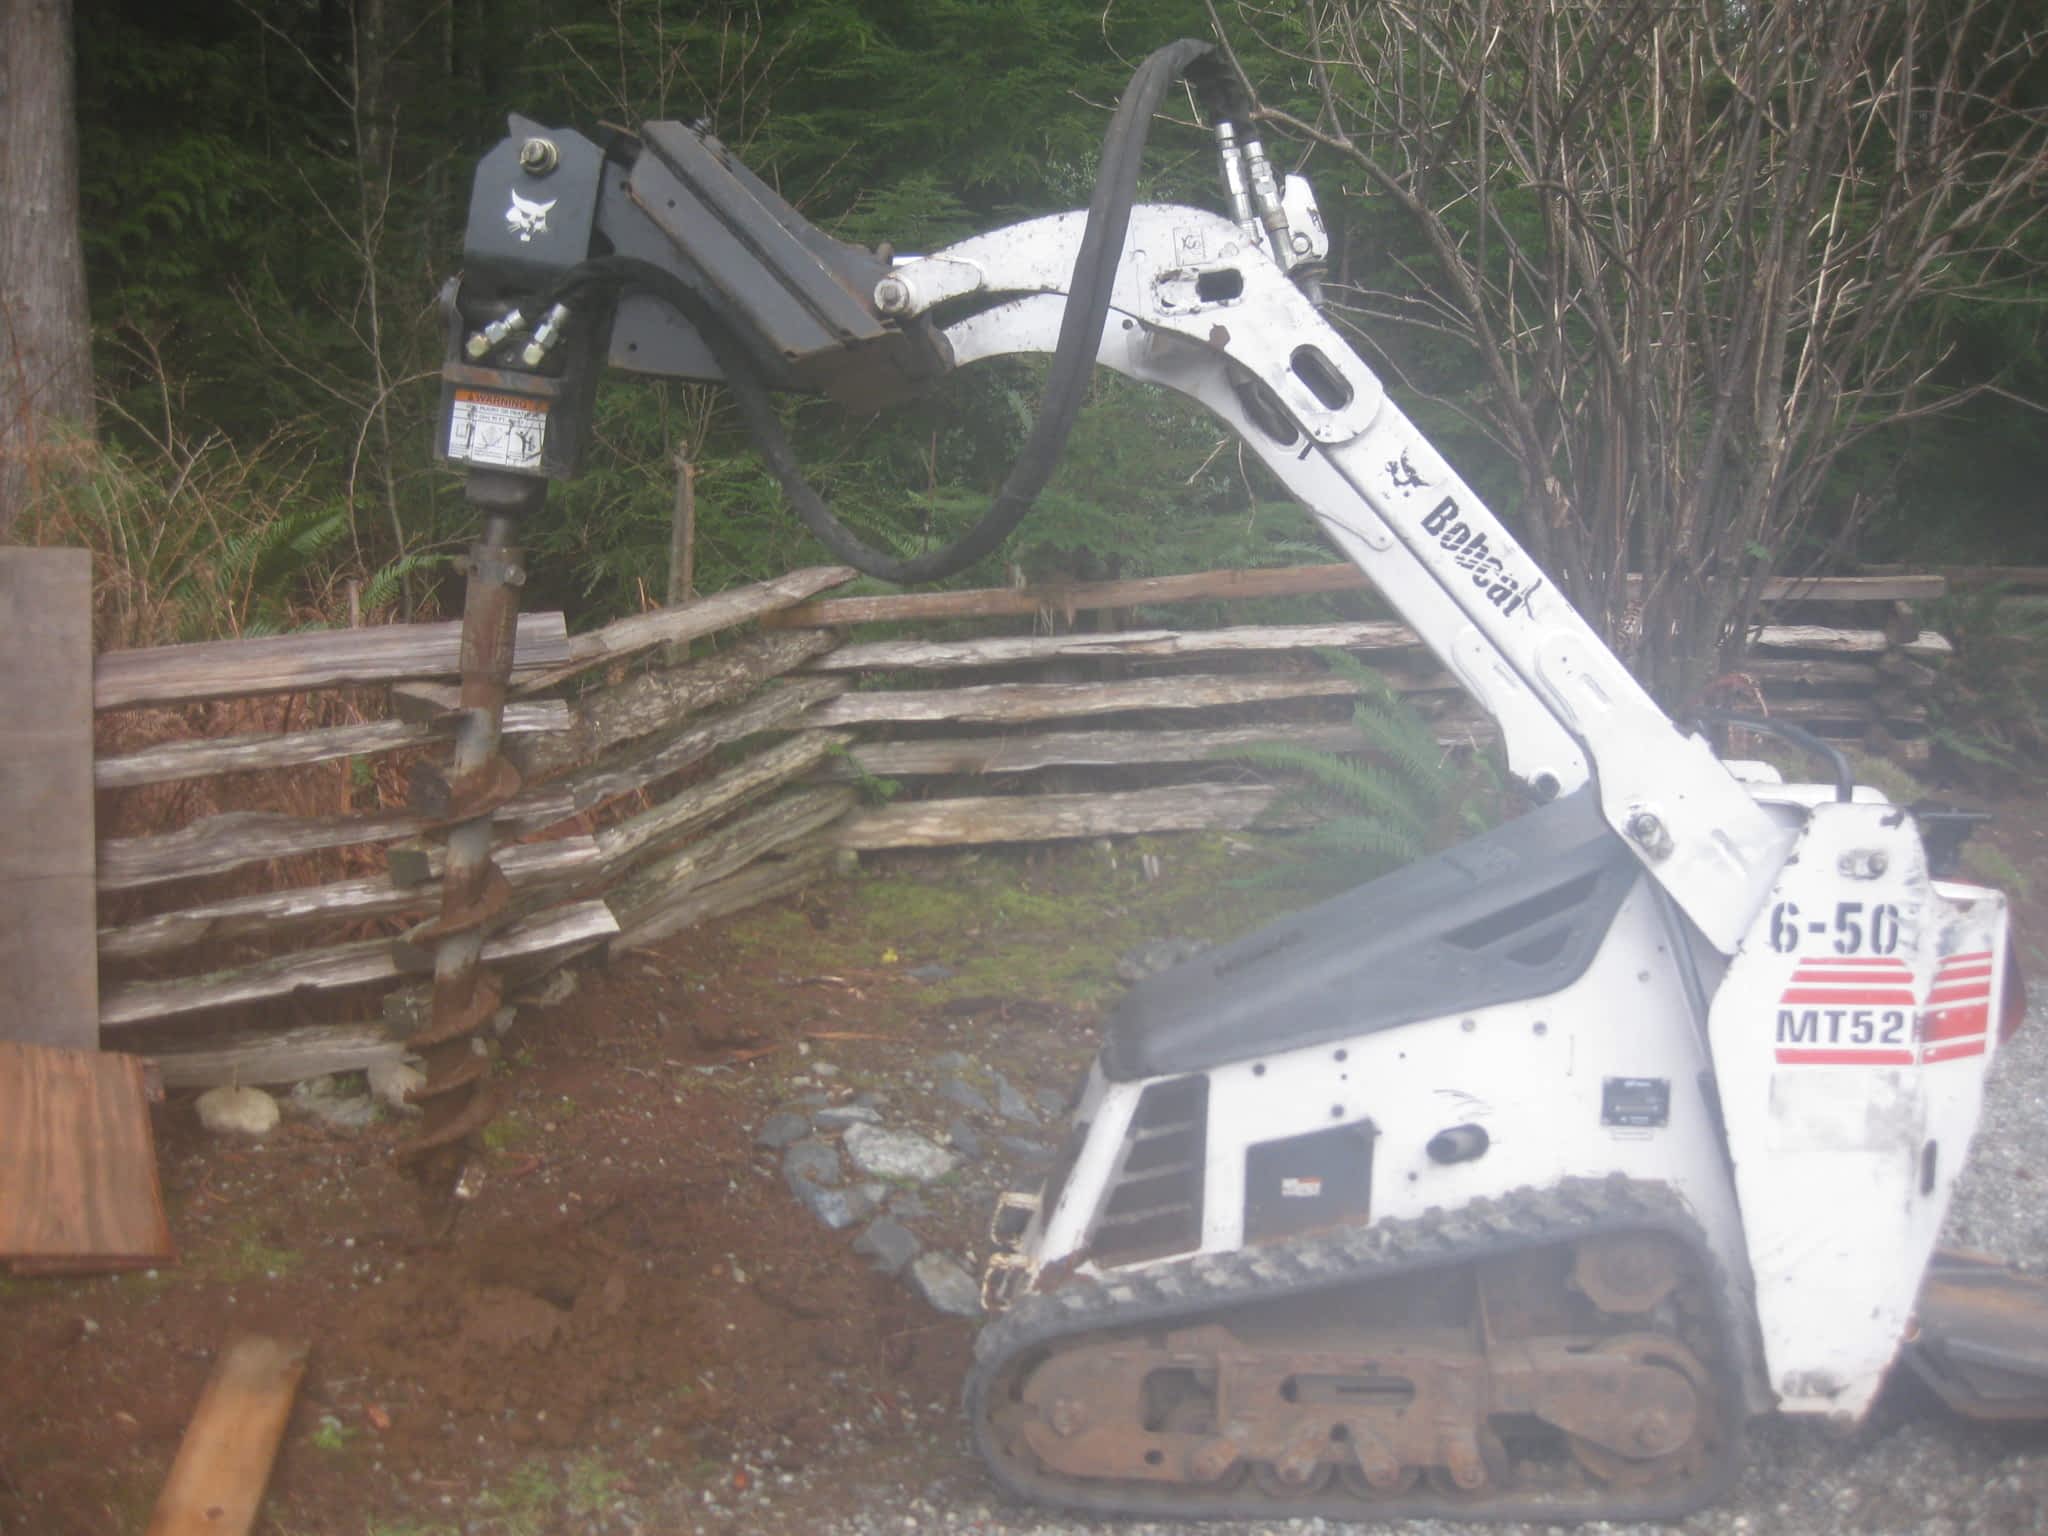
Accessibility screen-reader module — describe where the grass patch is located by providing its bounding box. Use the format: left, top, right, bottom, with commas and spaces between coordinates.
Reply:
471, 1458, 562, 1536
198, 1220, 303, 1283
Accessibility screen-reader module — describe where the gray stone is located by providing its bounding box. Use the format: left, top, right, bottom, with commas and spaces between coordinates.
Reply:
790, 1177, 875, 1231
287, 1076, 380, 1131
906, 963, 956, 982
854, 1217, 921, 1274
841, 1123, 957, 1184
782, 1138, 844, 1188
1033, 1086, 1069, 1118
815, 1104, 882, 1129
909, 1254, 983, 1318
366, 1059, 424, 1114
937, 1077, 992, 1116
931, 1051, 976, 1074
887, 1192, 929, 1220
811, 1061, 841, 1079
989, 1071, 1039, 1125
755, 1111, 811, 1149
997, 1136, 1054, 1170
195, 1084, 279, 1138
947, 1120, 984, 1160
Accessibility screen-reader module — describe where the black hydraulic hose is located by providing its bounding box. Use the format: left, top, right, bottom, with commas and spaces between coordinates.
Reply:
559, 38, 1219, 584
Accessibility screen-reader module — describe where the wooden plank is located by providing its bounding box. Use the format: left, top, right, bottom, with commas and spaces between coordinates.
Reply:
770, 563, 1372, 627
802, 672, 1424, 728
511, 567, 854, 694
1859, 563, 2048, 592
808, 620, 1421, 672
608, 841, 836, 957
149, 1025, 409, 1090
99, 900, 619, 1029
771, 564, 1943, 629
829, 721, 1374, 779
145, 1335, 309, 1536
0, 1043, 172, 1267
97, 837, 601, 963
0, 549, 100, 1049
512, 627, 837, 780
838, 783, 1311, 850
608, 788, 856, 951
504, 676, 845, 832
96, 786, 575, 893
1747, 625, 1952, 657
95, 611, 571, 710
94, 701, 571, 790
596, 730, 853, 870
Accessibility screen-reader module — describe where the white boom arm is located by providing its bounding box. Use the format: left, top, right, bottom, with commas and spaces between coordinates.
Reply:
893, 207, 1793, 954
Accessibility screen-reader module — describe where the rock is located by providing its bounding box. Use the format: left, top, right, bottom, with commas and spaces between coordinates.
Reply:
285, 1076, 380, 1131
811, 1061, 841, 1079
195, 1085, 279, 1138
1033, 1086, 1069, 1118
854, 1218, 921, 1274
888, 1192, 929, 1220
519, 969, 579, 1009
947, 1120, 984, 1160
490, 1005, 519, 1037
815, 1104, 882, 1130
906, 963, 956, 982
782, 1139, 844, 1188
755, 1111, 811, 1149
1115, 937, 1205, 984
989, 1071, 1039, 1125
931, 1051, 976, 1074
842, 1124, 957, 1184
937, 1078, 992, 1116
790, 1177, 875, 1231
997, 1136, 1054, 1170
909, 1254, 983, 1318
367, 1059, 425, 1114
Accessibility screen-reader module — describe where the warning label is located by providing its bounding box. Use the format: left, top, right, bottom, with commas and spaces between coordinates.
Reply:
447, 389, 549, 470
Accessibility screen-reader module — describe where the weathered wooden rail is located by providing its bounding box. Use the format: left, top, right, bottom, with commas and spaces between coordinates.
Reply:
91, 559, 1952, 1089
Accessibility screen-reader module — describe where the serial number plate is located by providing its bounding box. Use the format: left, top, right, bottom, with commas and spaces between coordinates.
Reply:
447, 388, 548, 470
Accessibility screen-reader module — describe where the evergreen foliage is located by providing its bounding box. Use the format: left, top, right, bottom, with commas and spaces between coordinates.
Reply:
41, 0, 2048, 657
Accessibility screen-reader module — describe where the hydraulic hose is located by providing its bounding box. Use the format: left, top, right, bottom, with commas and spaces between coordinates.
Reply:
555, 38, 1222, 584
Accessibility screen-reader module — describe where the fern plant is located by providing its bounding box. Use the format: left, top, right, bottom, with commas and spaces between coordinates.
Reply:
1229, 649, 1505, 890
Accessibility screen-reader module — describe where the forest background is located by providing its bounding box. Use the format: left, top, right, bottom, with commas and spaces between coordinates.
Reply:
3, 0, 2046, 709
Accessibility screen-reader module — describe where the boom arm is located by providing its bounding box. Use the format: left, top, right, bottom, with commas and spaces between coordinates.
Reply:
435, 91, 1791, 954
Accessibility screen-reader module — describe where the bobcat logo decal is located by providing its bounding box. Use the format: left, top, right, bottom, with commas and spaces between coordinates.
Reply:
505, 190, 557, 243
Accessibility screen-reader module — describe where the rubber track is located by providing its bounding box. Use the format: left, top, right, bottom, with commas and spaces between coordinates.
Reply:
965, 1175, 1747, 1524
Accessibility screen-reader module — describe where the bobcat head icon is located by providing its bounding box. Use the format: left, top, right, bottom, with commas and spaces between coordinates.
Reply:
505, 190, 556, 243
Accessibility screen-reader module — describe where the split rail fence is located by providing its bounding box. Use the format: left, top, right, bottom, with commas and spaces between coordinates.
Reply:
91, 562, 1952, 1090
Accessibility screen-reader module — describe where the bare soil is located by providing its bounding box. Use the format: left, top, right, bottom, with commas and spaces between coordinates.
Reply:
4, 801, 2046, 1536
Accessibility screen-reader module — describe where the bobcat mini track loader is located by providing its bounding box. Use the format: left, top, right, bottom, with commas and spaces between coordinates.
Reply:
435, 39, 2045, 1523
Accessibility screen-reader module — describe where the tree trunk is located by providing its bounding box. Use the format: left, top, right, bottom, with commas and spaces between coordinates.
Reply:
0, 0, 95, 538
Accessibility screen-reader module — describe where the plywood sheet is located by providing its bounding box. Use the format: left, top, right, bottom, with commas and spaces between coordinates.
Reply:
0, 547, 98, 1048
0, 1042, 172, 1268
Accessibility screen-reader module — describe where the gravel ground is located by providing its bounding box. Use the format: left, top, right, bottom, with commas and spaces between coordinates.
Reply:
778, 996, 2048, 1536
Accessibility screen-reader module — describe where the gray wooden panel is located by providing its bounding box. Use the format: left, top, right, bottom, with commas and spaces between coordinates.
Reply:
0, 548, 98, 1047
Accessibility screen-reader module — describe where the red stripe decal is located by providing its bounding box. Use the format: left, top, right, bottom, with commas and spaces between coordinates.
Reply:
1775, 1048, 1917, 1066
1924, 1005, 1990, 1041
1922, 1039, 1987, 1063
1780, 989, 1918, 1005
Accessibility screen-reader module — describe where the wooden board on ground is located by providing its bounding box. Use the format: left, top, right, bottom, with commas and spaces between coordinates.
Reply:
0, 1042, 172, 1270
0, 548, 99, 1048
146, 1335, 309, 1536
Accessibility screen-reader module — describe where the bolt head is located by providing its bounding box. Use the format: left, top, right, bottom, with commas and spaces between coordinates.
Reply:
518, 137, 560, 175
874, 276, 911, 314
